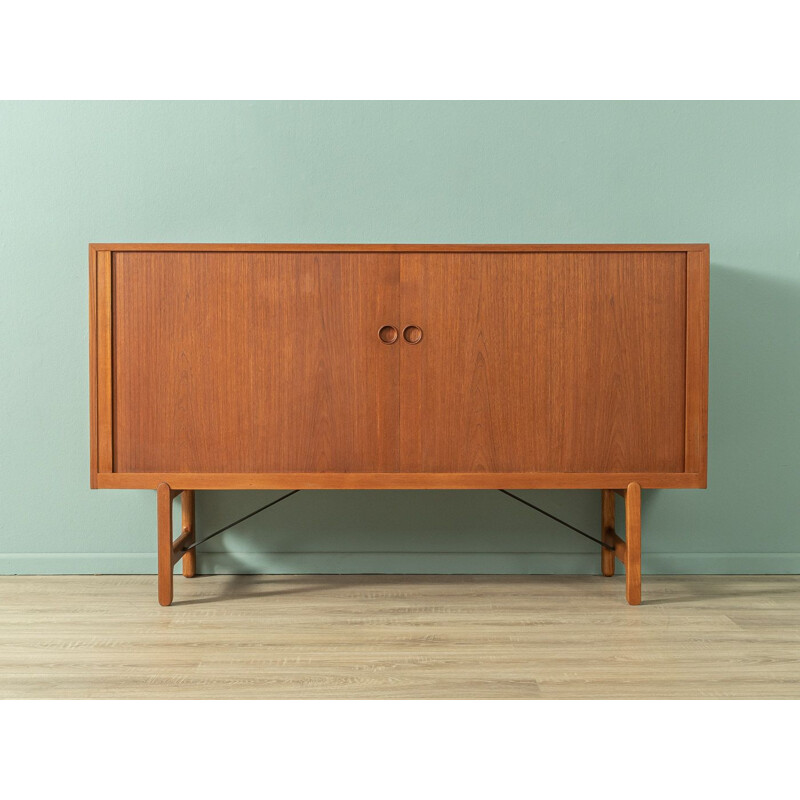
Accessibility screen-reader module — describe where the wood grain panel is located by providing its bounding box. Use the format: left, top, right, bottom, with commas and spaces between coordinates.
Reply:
400, 251, 687, 473
112, 252, 399, 473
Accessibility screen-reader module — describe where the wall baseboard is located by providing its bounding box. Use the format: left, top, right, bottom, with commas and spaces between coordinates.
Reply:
1, 552, 799, 575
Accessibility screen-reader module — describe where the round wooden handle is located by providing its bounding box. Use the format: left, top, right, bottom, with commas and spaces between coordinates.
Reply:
378, 325, 398, 344
402, 325, 423, 344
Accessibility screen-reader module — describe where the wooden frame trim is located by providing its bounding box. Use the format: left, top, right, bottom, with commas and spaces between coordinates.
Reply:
88, 247, 98, 488
90, 243, 709, 254
96, 471, 706, 490
95, 250, 114, 476
684, 245, 710, 484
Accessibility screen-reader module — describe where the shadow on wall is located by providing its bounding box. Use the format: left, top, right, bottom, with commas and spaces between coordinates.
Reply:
187, 261, 800, 575
700, 262, 799, 543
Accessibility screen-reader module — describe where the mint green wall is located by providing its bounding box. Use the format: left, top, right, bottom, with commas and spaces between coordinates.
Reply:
1, 101, 798, 575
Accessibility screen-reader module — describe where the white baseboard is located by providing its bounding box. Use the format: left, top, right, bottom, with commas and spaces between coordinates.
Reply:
1, 552, 799, 575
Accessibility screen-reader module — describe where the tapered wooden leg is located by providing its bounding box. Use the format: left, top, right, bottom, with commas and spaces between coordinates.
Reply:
181, 490, 196, 578
601, 490, 615, 577
157, 482, 174, 606
625, 481, 642, 605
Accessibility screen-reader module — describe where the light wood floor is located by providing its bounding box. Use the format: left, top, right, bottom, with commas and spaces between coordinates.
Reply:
1, 575, 798, 699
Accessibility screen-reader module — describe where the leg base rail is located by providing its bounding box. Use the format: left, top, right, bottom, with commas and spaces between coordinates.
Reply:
157, 483, 642, 606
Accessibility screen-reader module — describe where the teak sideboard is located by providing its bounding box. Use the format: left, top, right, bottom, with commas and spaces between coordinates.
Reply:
89, 244, 709, 606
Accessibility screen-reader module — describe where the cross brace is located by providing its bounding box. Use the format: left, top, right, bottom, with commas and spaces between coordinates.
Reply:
498, 489, 613, 550
183, 489, 300, 552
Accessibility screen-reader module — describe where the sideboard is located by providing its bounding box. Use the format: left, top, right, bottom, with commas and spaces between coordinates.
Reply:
89, 244, 709, 605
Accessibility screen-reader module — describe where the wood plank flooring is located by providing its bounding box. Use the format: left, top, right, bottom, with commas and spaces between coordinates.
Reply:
1, 575, 798, 699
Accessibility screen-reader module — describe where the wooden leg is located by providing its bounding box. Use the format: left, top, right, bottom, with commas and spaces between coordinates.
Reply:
182, 490, 196, 578
601, 490, 615, 577
157, 482, 175, 606
625, 481, 642, 605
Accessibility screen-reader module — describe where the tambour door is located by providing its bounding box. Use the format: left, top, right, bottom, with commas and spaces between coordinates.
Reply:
112, 251, 400, 473
399, 251, 687, 473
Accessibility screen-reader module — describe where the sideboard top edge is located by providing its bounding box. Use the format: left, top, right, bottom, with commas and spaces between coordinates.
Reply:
90, 243, 710, 253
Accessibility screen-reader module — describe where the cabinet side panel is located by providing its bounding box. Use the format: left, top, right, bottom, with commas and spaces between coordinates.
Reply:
96, 251, 114, 474
112, 251, 400, 473
89, 247, 98, 486
400, 251, 687, 473
684, 247, 710, 481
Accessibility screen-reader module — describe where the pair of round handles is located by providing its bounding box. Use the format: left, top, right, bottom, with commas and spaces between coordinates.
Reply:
379, 325, 423, 345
